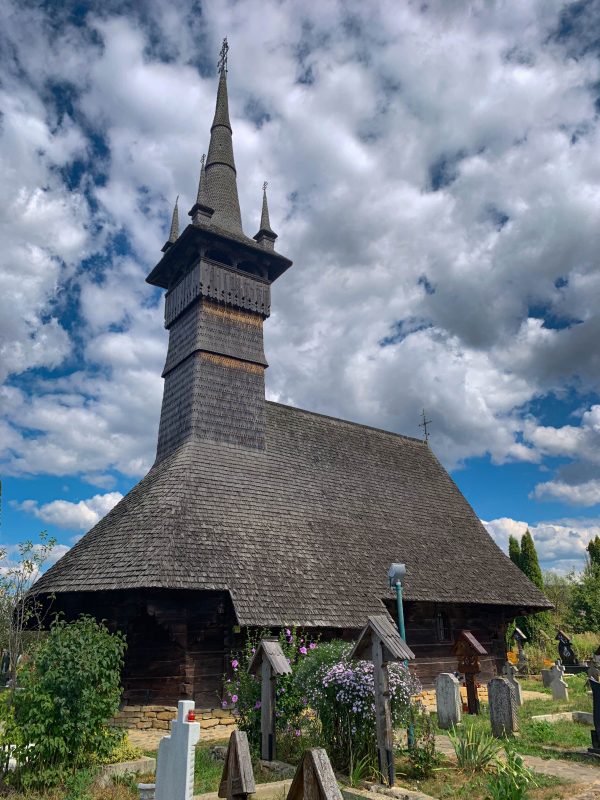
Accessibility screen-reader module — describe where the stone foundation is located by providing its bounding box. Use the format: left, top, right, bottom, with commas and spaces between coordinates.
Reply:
113, 705, 237, 738
417, 686, 489, 711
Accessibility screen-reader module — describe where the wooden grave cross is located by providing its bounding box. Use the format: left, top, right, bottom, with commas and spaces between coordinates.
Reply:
287, 748, 343, 800
218, 730, 256, 800
452, 630, 487, 715
248, 638, 292, 761
350, 614, 415, 786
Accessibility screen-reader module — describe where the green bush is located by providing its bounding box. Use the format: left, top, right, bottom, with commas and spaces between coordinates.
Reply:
407, 708, 441, 779
486, 746, 537, 800
448, 722, 501, 773
223, 628, 318, 757
0, 615, 126, 789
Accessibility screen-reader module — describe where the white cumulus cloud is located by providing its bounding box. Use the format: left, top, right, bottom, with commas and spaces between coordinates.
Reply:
17, 491, 123, 531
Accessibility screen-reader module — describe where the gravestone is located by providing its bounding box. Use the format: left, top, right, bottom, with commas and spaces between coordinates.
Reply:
452, 630, 487, 714
218, 731, 255, 800
350, 614, 415, 786
287, 748, 343, 800
155, 700, 200, 800
502, 662, 523, 707
549, 662, 569, 702
556, 630, 580, 667
248, 639, 292, 761
588, 656, 600, 684
434, 673, 462, 729
541, 668, 552, 688
488, 676, 519, 738
512, 628, 527, 672
589, 676, 600, 756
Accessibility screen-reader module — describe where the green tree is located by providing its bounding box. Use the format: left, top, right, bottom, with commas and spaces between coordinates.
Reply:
519, 530, 544, 590
0, 615, 126, 788
514, 531, 551, 643
543, 571, 574, 630
508, 535, 521, 568
569, 564, 600, 634
587, 536, 600, 567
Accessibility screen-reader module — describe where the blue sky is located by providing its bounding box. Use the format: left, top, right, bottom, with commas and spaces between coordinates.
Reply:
1, 0, 600, 574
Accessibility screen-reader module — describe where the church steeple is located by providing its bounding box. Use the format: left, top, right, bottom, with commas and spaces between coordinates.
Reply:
254, 182, 277, 251
147, 40, 293, 463
161, 196, 179, 252
204, 38, 244, 235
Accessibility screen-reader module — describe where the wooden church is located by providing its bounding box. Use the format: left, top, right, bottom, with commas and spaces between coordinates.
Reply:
35, 43, 550, 709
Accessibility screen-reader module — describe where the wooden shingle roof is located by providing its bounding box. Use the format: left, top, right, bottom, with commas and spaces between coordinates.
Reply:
35, 402, 551, 627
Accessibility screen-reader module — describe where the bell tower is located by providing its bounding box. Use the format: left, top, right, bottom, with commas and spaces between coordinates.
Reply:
146, 39, 292, 462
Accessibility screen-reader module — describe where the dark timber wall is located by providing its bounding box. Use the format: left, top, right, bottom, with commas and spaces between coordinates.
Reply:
45, 591, 512, 704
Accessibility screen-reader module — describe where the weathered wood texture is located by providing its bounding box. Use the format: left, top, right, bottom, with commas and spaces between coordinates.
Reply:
218, 730, 255, 800
372, 638, 395, 786
287, 749, 342, 800
41, 591, 516, 705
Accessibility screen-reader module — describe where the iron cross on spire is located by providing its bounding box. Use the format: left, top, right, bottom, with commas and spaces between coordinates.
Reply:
262, 181, 268, 192
217, 37, 229, 75
419, 408, 432, 444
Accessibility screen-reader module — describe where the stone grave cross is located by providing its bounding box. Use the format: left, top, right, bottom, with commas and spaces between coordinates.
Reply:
549, 660, 569, 701
155, 700, 200, 800
350, 614, 415, 786
452, 630, 487, 714
502, 661, 523, 706
248, 638, 292, 761
512, 627, 527, 672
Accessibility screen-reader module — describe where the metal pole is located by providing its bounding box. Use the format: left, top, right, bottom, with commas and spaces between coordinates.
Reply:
395, 581, 414, 749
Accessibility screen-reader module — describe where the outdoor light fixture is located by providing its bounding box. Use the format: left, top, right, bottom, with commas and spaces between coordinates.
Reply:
388, 561, 413, 749
388, 562, 406, 587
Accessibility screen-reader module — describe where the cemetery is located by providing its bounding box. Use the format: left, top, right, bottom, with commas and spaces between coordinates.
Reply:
2, 18, 600, 800
1, 613, 600, 800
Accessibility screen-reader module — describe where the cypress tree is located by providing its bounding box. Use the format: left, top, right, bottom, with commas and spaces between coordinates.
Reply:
508, 535, 521, 568
519, 530, 544, 590
515, 530, 551, 642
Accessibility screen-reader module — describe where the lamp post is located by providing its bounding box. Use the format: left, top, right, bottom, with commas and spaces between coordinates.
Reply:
388, 563, 414, 749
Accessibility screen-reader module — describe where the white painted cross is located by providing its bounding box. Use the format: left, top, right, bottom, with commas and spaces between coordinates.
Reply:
155, 700, 201, 800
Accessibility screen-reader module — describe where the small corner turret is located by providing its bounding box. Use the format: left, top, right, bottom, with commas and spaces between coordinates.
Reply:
253, 182, 277, 251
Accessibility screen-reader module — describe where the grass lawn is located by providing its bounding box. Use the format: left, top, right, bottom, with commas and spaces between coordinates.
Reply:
395, 755, 567, 799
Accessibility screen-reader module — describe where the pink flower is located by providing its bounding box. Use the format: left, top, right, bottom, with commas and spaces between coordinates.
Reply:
231, 694, 238, 704
222, 700, 228, 709
309, 642, 316, 650
255, 700, 261, 709
231, 659, 239, 669
295, 729, 301, 737
299, 646, 307, 655
285, 628, 291, 636
251, 648, 256, 654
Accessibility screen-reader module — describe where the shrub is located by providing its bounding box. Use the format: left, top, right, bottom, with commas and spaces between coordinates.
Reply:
308, 653, 420, 775
407, 707, 441, 779
486, 746, 537, 800
448, 722, 501, 773
0, 615, 126, 788
224, 628, 319, 757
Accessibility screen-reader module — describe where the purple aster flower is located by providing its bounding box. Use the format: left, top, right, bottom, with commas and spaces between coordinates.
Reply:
231, 659, 239, 669
309, 642, 316, 650
255, 700, 261, 709
231, 694, 238, 704
299, 646, 307, 655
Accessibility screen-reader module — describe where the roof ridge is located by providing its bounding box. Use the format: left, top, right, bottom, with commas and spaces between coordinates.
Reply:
266, 400, 427, 445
